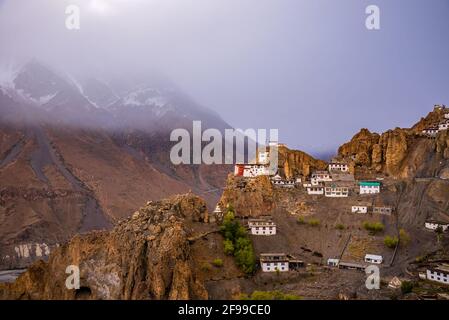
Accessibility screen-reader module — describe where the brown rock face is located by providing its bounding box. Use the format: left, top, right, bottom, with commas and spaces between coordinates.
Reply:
278, 145, 327, 178
337, 107, 449, 179
371, 143, 382, 162
411, 108, 448, 132
219, 175, 275, 217
338, 128, 380, 167
0, 193, 209, 300
381, 129, 409, 176
338, 128, 415, 177
436, 130, 449, 159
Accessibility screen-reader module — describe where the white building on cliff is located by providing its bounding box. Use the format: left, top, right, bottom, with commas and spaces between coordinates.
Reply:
422, 126, 439, 137
364, 254, 383, 264
439, 120, 449, 131
306, 186, 324, 195
324, 181, 351, 197
260, 253, 289, 272
248, 218, 276, 235
329, 162, 349, 173
425, 219, 449, 232
311, 171, 332, 185
426, 265, 449, 285
351, 203, 371, 214
359, 181, 381, 194
234, 164, 270, 177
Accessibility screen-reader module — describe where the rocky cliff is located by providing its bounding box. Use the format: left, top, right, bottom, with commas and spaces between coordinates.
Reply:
337, 108, 449, 178
218, 146, 328, 217
436, 130, 449, 159
411, 108, 448, 132
278, 145, 327, 178
218, 175, 275, 217
0, 193, 209, 300
338, 127, 411, 176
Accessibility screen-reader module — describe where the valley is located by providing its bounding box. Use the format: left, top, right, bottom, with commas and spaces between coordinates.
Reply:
0, 62, 448, 300
1, 104, 449, 299
0, 61, 231, 269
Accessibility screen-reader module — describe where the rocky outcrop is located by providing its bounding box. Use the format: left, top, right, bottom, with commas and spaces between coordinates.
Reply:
337, 113, 448, 178
217, 145, 334, 217
436, 130, 449, 160
219, 175, 275, 217
411, 108, 448, 132
338, 127, 434, 178
278, 145, 327, 178
380, 128, 409, 175
0, 193, 209, 300
338, 128, 381, 168
338, 127, 411, 175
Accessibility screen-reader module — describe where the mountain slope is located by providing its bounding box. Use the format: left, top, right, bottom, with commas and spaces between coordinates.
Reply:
0, 61, 232, 269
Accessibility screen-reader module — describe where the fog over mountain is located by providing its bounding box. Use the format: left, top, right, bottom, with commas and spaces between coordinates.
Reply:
0, 59, 235, 268
0, 60, 228, 131
1, 0, 449, 156
2, 1, 449, 302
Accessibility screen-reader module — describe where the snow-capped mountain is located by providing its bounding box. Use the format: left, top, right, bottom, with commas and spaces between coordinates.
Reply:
13, 61, 70, 105
0, 60, 230, 133
107, 85, 176, 120
0, 60, 233, 270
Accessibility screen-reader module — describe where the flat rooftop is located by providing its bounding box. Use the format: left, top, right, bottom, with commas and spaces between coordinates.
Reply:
434, 264, 449, 273
359, 181, 381, 186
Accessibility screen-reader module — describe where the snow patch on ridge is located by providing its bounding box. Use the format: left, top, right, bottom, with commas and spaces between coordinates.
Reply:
15, 88, 58, 106
65, 73, 102, 109
123, 87, 168, 107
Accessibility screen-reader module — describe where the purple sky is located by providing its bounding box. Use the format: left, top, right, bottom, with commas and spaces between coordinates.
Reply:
0, 0, 448, 158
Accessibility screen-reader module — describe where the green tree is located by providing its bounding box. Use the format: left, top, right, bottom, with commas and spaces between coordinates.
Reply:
212, 258, 224, 267
223, 239, 234, 255
219, 205, 256, 274
235, 224, 248, 239
220, 211, 239, 240
235, 237, 251, 251
235, 245, 256, 274
308, 219, 320, 227
201, 262, 212, 272
384, 235, 399, 249
363, 221, 385, 234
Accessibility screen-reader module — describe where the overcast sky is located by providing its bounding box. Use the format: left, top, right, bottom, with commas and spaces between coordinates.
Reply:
1, 0, 448, 158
